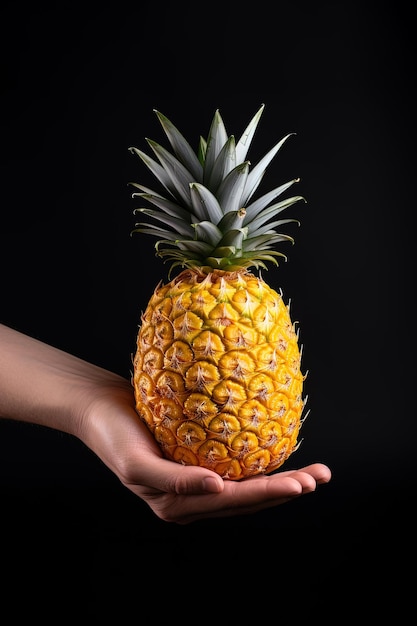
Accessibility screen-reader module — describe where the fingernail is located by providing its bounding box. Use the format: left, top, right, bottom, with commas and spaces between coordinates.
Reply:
202, 476, 222, 493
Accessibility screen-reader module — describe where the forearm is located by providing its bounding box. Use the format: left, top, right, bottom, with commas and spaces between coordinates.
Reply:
0, 323, 131, 439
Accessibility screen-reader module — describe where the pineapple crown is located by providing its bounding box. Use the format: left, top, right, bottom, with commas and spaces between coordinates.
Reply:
129, 104, 305, 276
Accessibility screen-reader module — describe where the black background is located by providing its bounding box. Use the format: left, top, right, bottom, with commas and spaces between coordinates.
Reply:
0, 1, 414, 620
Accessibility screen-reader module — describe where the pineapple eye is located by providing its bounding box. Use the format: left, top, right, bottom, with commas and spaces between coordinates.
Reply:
164, 340, 194, 374
184, 361, 220, 393
218, 351, 256, 381
183, 393, 218, 422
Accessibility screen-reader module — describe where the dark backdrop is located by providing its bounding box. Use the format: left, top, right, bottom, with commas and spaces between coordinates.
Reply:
0, 1, 414, 620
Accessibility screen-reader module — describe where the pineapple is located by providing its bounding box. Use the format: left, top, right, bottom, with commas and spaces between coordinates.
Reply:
129, 104, 307, 480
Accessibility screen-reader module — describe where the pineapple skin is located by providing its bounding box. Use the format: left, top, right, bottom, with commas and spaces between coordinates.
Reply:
132, 267, 305, 480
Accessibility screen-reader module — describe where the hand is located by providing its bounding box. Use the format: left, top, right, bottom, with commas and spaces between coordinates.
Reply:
0, 323, 331, 525
82, 382, 331, 525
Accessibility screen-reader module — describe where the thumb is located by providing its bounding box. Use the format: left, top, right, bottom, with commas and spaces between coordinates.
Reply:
138, 456, 225, 495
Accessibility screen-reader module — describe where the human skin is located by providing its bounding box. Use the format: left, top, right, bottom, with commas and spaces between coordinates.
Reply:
0, 323, 331, 524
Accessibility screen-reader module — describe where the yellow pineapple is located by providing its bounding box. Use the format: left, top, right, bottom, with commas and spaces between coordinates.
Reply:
129, 104, 307, 480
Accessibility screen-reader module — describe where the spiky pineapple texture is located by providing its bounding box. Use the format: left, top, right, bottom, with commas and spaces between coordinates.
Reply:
129, 105, 308, 480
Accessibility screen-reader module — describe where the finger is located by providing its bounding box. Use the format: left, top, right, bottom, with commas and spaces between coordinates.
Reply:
126, 454, 225, 496
167, 465, 332, 523
294, 463, 332, 485
163, 474, 306, 524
